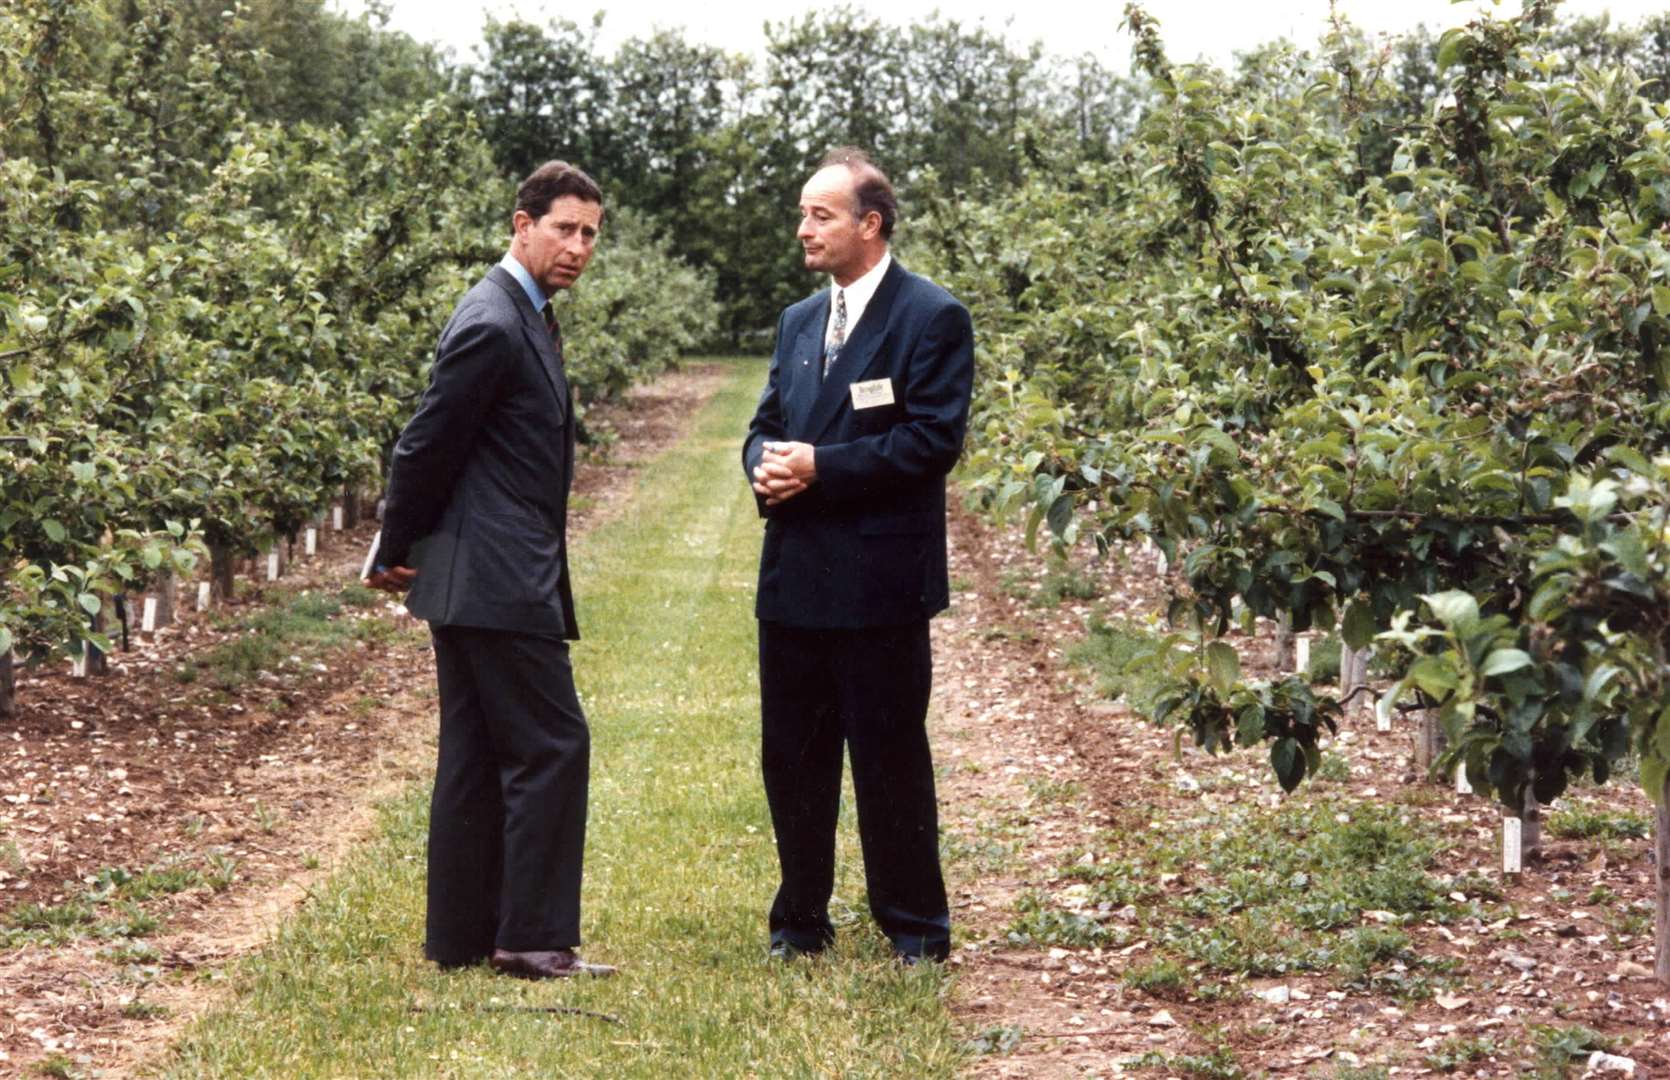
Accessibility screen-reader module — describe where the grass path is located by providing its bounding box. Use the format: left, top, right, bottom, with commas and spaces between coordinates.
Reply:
157, 359, 964, 1079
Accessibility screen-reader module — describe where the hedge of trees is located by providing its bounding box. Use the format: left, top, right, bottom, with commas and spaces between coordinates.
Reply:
906, 2, 1670, 980
0, 0, 715, 707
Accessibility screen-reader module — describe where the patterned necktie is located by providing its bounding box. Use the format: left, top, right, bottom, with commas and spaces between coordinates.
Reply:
542, 302, 564, 364
824, 289, 847, 377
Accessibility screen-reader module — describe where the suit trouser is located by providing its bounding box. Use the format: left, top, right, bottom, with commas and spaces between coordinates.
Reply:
759, 619, 951, 959
424, 625, 589, 964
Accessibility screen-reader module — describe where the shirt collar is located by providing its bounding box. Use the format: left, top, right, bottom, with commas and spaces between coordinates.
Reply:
500, 252, 548, 313
831, 250, 890, 316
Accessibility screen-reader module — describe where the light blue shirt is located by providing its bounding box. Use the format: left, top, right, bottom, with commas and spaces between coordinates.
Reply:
499, 253, 547, 313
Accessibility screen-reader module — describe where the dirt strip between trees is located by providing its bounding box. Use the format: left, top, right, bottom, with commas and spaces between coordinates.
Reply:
934, 507, 1670, 1077
0, 365, 730, 1077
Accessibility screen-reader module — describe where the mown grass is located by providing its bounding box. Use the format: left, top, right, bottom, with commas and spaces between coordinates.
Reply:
157, 359, 965, 1078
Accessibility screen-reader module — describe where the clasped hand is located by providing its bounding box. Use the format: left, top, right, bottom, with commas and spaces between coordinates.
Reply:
752, 441, 816, 506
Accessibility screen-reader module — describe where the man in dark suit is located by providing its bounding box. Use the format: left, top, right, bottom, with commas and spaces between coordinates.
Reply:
367, 161, 614, 979
743, 147, 975, 964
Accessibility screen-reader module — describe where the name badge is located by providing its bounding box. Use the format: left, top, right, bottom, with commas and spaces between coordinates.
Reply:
851, 378, 895, 410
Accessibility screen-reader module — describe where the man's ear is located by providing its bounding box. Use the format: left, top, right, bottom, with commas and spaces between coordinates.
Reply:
511, 209, 532, 241
859, 210, 883, 240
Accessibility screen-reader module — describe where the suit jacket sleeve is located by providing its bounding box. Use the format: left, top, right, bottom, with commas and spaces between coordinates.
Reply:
814, 301, 975, 502
741, 309, 791, 518
379, 313, 514, 567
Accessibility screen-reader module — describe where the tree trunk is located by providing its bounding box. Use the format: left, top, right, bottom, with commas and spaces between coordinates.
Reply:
156, 571, 176, 628
1414, 709, 1447, 776
1340, 645, 1370, 704
0, 649, 14, 720
1274, 613, 1296, 673
87, 596, 109, 676
1656, 774, 1669, 984
343, 487, 363, 529
210, 543, 237, 603
1522, 787, 1542, 861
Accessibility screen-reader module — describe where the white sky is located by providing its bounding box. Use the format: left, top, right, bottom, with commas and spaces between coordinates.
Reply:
348, 0, 1670, 69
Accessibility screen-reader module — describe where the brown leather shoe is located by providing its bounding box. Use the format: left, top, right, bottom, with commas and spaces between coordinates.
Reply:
489, 948, 616, 979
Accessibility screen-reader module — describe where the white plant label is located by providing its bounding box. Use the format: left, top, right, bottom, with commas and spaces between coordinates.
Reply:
71, 642, 89, 679
141, 597, 158, 633
1503, 817, 1523, 874
1374, 689, 1394, 733
305, 528, 318, 556
197, 581, 212, 610
332, 505, 345, 530
1455, 763, 1473, 795
1295, 637, 1310, 675
266, 552, 280, 581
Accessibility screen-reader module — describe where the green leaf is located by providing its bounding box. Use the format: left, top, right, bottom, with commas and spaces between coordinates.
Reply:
42, 520, 67, 544
1479, 648, 1532, 678
1341, 600, 1376, 651
1410, 656, 1459, 696
0, 626, 11, 655
1046, 494, 1073, 538
1270, 737, 1304, 792
1206, 640, 1240, 694
1422, 590, 1479, 631
1641, 755, 1670, 808
1436, 29, 1467, 73
77, 593, 102, 616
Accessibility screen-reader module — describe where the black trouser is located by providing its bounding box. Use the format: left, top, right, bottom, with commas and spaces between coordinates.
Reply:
758, 620, 951, 960
424, 625, 589, 965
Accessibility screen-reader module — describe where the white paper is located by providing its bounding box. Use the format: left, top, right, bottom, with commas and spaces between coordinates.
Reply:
360, 531, 382, 582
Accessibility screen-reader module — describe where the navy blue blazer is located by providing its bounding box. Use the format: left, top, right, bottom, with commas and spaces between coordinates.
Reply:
379, 265, 579, 638
743, 260, 975, 628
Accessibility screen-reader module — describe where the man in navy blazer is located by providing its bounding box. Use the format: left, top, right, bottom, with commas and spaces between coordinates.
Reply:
743, 147, 974, 963
368, 161, 613, 980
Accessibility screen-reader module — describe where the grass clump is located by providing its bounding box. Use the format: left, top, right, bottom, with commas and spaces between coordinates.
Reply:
1546, 801, 1650, 841
1005, 891, 1122, 948
183, 588, 395, 690
1068, 616, 1167, 711
1123, 957, 1189, 999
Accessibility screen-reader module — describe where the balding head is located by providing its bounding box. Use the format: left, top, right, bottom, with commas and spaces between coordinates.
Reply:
817, 146, 897, 241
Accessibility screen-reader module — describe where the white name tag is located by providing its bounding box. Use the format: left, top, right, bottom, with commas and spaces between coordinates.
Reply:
851, 378, 895, 410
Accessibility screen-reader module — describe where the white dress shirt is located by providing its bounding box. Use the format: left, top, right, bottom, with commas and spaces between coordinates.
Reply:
825, 251, 892, 353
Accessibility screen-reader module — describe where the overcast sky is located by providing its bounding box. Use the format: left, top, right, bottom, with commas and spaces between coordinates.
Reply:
347, 0, 1669, 69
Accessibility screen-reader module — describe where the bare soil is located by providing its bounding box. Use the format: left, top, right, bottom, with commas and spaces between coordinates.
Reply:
0, 364, 730, 1077
934, 504, 1670, 1077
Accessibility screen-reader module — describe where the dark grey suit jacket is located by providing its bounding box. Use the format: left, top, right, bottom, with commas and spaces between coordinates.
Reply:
742, 260, 975, 629
379, 265, 578, 638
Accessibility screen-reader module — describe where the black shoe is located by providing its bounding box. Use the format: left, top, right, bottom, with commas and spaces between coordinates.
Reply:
767, 940, 824, 961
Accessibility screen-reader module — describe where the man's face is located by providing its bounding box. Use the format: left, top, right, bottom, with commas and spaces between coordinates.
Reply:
513, 195, 603, 294
797, 166, 874, 284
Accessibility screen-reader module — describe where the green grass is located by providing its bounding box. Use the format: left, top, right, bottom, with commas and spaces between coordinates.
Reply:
1067, 615, 1168, 711
180, 585, 399, 690
1546, 800, 1651, 841
159, 359, 965, 1078
1011, 798, 1472, 996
